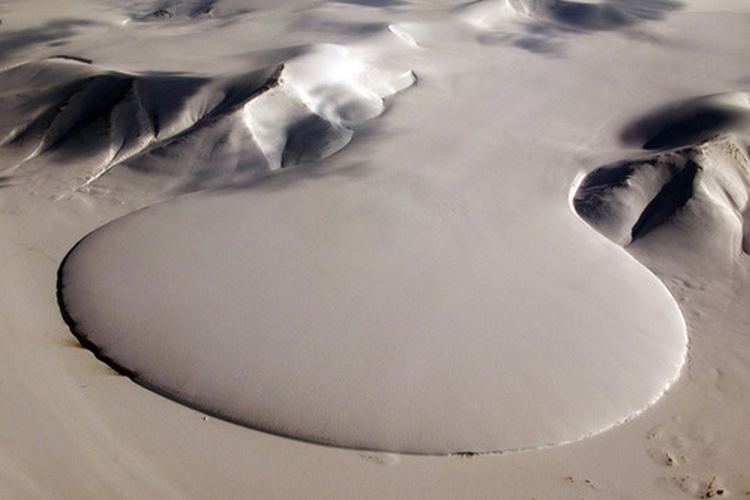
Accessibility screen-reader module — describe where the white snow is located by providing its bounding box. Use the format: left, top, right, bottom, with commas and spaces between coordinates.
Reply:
1, 0, 750, 495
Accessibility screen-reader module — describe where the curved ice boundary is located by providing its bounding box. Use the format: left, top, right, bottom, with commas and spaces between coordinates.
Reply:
58, 167, 687, 454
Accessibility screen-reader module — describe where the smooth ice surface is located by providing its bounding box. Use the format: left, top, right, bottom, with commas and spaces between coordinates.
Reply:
60, 171, 686, 454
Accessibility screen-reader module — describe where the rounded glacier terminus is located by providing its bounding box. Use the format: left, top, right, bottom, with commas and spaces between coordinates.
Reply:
58, 174, 686, 454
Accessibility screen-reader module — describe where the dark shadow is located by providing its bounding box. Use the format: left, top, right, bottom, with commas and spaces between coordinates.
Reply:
548, 0, 682, 32
1, 39, 406, 196
492, 0, 683, 55
1, 59, 212, 159
511, 35, 561, 54
130, 73, 209, 138
642, 109, 742, 150
281, 115, 352, 168
573, 161, 638, 224
312, 20, 386, 36
631, 159, 699, 240
621, 96, 748, 150
48, 55, 93, 64
188, 0, 221, 17
573, 146, 706, 245
130, 0, 253, 22
208, 80, 407, 196
549, 1, 633, 31
126, 65, 281, 173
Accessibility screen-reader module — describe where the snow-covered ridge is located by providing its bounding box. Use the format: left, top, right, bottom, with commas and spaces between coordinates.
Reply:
574, 93, 750, 254
0, 46, 414, 194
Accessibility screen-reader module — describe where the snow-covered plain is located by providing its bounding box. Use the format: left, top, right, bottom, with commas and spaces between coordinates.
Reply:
1, 0, 750, 497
